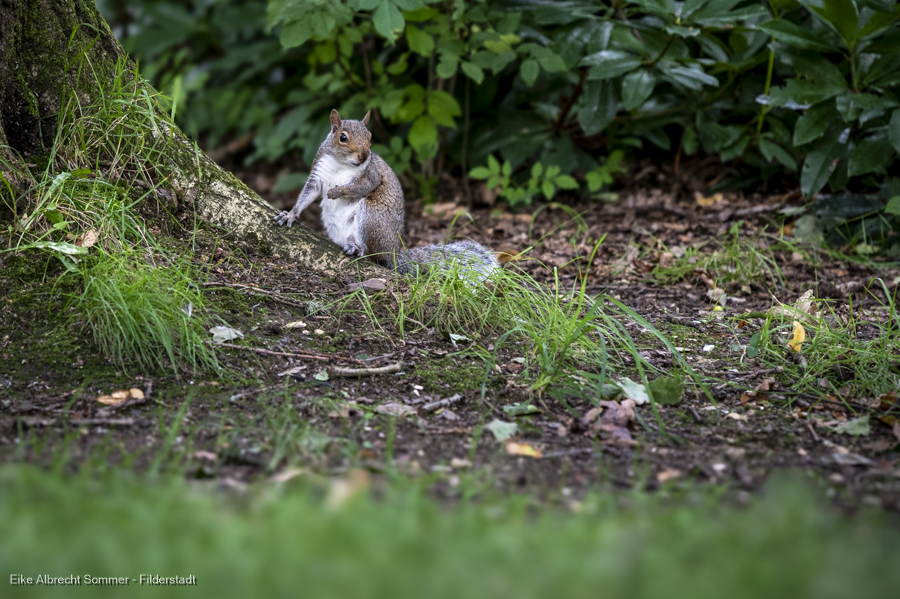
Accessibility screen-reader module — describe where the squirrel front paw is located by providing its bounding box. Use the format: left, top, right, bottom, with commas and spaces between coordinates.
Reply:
327, 186, 344, 199
273, 210, 296, 228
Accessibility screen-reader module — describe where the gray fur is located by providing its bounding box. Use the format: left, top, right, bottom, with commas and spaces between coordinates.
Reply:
273, 110, 499, 281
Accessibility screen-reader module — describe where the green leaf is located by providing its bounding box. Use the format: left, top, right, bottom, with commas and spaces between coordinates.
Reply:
848, 134, 894, 176
520, 58, 540, 86
647, 375, 684, 405
890, 108, 900, 152
580, 50, 643, 80
801, 135, 841, 197
542, 180, 555, 200
488, 154, 500, 174
531, 162, 543, 178
833, 415, 870, 436
794, 102, 837, 146
469, 167, 491, 179
427, 90, 460, 128
858, 10, 900, 39
664, 65, 719, 90
545, 165, 560, 179
885, 196, 900, 215
373, 0, 404, 41
554, 175, 579, 189
408, 115, 437, 155
579, 80, 617, 136
19, 241, 88, 255
759, 138, 798, 171
461, 61, 484, 84
406, 25, 433, 56
501, 161, 512, 177
682, 126, 698, 155
280, 20, 314, 49
436, 56, 458, 79
757, 19, 836, 52
813, 0, 859, 46
484, 419, 517, 442
621, 69, 656, 110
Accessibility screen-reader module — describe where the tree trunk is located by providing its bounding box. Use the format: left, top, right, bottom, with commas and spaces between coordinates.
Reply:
0, 0, 385, 279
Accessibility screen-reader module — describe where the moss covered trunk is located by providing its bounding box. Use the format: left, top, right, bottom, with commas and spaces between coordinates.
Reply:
0, 0, 383, 279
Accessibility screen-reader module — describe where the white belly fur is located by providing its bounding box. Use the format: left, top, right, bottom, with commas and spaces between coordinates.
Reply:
315, 154, 366, 254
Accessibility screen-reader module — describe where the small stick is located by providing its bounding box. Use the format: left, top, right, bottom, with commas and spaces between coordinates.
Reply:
217, 342, 360, 364
329, 362, 403, 378
688, 406, 704, 423
202, 282, 306, 308
422, 394, 463, 413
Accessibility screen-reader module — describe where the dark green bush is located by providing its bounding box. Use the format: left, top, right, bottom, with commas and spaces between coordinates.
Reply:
100, 0, 900, 206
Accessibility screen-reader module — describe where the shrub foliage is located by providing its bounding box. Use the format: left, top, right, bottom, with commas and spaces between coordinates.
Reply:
101, 0, 900, 201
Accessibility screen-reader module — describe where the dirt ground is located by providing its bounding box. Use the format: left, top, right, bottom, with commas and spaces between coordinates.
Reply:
2, 166, 899, 512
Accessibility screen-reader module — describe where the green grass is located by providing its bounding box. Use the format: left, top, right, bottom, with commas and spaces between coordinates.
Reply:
1, 55, 218, 375
1, 465, 897, 598
75, 251, 218, 374
343, 243, 701, 409
726, 278, 900, 402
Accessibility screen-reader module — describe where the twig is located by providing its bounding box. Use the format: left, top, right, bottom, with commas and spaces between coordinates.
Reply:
689, 406, 704, 423
329, 362, 403, 378
17, 417, 139, 427
217, 342, 360, 364
202, 282, 306, 308
554, 67, 589, 134
806, 421, 820, 442
422, 393, 463, 413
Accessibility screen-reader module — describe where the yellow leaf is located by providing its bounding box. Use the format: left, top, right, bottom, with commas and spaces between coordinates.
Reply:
694, 191, 723, 207
505, 442, 543, 458
788, 320, 806, 352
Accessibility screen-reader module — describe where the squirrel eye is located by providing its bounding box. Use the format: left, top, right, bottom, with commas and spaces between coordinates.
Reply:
340, 133, 348, 143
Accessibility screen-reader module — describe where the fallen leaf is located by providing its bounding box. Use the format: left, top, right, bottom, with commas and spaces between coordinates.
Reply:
505, 442, 543, 458
726, 412, 749, 422
128, 388, 144, 400
284, 321, 307, 329
648, 375, 684, 405
504, 403, 541, 417
326, 468, 370, 511
375, 402, 416, 417
695, 191, 723, 207
788, 321, 806, 352
347, 278, 387, 292
485, 419, 518, 441
78, 228, 99, 248
193, 450, 217, 461
450, 458, 471, 469
657, 468, 682, 483
619, 377, 649, 405
583, 407, 602, 425
270, 467, 305, 483
833, 415, 870, 437
209, 325, 243, 344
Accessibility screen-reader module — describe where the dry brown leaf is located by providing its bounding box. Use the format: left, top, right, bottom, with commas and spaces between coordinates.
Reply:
726, 412, 749, 422
129, 388, 144, 399
505, 442, 543, 458
78, 228, 99, 248
695, 191, 723, 207
326, 468, 370, 511
375, 402, 416, 417
193, 450, 217, 461
657, 468, 682, 483
270, 467, 306, 483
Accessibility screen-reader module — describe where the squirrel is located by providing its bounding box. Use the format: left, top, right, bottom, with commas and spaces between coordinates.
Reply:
273, 109, 498, 280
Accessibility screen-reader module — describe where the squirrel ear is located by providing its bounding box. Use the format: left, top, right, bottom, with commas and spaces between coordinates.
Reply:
362, 111, 371, 126
330, 109, 342, 132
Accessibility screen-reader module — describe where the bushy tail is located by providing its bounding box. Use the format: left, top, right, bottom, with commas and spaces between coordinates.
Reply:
396, 240, 499, 282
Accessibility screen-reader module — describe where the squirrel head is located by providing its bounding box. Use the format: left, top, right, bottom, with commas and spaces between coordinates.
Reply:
329, 109, 372, 167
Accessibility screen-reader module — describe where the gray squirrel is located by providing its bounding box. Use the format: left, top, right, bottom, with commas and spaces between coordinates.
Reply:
273, 110, 498, 280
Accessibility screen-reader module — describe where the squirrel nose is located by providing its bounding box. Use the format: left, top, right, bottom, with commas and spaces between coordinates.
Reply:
359, 151, 368, 163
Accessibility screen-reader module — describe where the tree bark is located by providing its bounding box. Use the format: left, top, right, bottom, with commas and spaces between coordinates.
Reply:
0, 0, 386, 279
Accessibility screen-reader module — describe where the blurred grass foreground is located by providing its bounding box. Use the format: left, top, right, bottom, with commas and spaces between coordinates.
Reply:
2, 465, 898, 599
